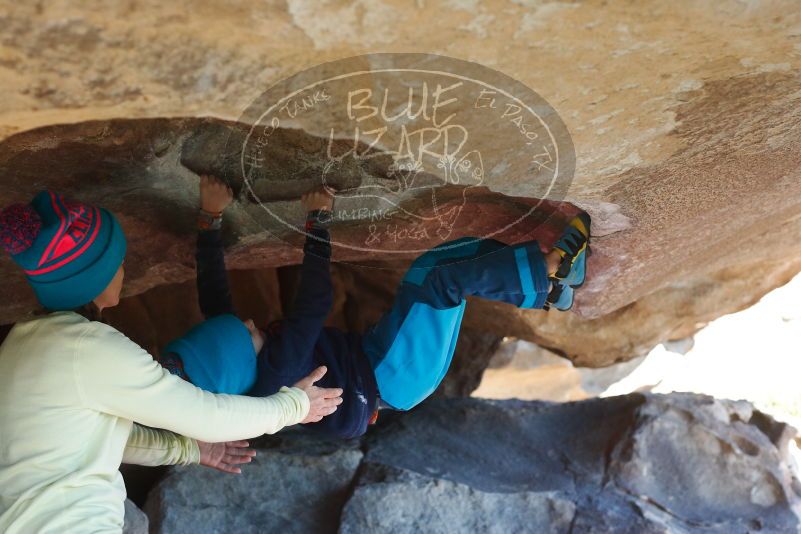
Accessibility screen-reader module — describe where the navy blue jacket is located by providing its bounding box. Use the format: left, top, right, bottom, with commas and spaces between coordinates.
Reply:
195, 217, 378, 439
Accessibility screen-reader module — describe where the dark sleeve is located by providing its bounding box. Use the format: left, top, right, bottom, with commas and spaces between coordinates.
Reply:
196, 229, 236, 318
154, 352, 190, 382
270, 211, 333, 370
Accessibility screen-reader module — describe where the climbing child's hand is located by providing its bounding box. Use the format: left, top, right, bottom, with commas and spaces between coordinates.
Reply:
200, 174, 233, 214
293, 366, 343, 424
301, 185, 335, 213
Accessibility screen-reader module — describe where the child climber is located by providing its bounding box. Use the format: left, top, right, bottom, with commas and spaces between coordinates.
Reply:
156, 175, 591, 439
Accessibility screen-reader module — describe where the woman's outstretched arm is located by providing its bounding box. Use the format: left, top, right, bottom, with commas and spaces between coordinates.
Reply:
74, 321, 310, 441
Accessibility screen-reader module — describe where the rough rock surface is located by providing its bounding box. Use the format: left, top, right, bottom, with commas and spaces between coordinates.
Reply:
145, 440, 362, 534
1, 1, 801, 367
145, 394, 801, 533
341, 472, 576, 534
123, 499, 148, 534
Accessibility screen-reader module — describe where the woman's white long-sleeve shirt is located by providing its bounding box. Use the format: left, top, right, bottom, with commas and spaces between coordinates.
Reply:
0, 311, 309, 533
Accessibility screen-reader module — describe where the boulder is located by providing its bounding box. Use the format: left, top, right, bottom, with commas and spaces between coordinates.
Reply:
470, 338, 646, 401
340, 468, 576, 534
145, 394, 801, 533
123, 499, 148, 534
1, 0, 800, 369
144, 437, 363, 534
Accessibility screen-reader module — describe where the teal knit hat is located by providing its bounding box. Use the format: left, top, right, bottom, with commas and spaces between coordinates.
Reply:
163, 314, 258, 395
0, 190, 127, 310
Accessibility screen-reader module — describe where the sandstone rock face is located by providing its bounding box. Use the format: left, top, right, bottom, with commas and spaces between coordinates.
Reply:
471, 338, 646, 401
0, 117, 576, 323
144, 394, 801, 533
1, 1, 801, 367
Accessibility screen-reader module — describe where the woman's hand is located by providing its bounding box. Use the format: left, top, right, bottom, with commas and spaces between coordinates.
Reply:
301, 185, 335, 213
196, 439, 256, 475
293, 366, 343, 423
200, 174, 234, 214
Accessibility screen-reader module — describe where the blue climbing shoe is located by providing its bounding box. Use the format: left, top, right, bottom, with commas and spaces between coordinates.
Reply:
553, 212, 591, 287
544, 278, 574, 312
564, 240, 590, 289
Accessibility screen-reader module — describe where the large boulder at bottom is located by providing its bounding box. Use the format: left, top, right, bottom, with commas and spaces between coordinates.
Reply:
145, 394, 801, 533
144, 438, 362, 534
339, 468, 576, 534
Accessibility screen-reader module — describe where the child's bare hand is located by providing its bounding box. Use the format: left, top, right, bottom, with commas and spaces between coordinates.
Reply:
293, 366, 343, 424
301, 185, 335, 213
200, 174, 233, 214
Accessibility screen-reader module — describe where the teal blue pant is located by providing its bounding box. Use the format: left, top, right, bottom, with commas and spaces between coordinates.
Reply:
361, 237, 549, 410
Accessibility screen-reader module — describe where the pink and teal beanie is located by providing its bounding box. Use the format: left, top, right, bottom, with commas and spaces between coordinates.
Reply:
0, 190, 127, 310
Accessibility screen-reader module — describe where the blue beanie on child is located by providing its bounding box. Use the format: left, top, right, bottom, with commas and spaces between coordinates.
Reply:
163, 314, 258, 395
0, 190, 127, 310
